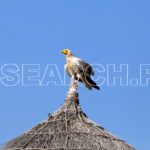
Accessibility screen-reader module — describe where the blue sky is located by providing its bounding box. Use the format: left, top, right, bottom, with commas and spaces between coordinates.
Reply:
0, 0, 150, 149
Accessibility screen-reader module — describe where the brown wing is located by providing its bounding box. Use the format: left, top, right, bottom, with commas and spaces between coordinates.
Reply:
77, 60, 94, 76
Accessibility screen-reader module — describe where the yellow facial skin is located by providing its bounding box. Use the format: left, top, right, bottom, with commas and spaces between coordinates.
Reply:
60, 49, 68, 56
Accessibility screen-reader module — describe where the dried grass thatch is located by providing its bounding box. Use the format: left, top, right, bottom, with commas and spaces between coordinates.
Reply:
1, 82, 136, 150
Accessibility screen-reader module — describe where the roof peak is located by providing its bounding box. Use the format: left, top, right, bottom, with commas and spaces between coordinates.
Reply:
1, 82, 136, 150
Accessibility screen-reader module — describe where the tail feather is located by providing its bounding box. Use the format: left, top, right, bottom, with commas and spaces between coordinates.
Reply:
81, 76, 100, 90
86, 77, 100, 90
81, 77, 92, 90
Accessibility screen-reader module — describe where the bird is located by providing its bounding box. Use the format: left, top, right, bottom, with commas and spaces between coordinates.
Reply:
60, 49, 100, 90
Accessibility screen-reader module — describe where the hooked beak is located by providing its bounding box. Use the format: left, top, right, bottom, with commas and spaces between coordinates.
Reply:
60, 50, 67, 55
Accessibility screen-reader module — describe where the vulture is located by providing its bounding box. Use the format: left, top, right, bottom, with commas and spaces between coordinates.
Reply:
60, 49, 100, 90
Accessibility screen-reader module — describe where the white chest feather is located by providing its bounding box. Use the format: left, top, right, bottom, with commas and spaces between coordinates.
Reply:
65, 56, 82, 77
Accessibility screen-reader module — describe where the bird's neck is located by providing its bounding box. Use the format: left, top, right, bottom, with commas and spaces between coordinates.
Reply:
66, 55, 75, 63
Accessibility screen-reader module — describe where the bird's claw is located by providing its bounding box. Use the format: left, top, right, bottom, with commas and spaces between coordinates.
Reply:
76, 80, 79, 86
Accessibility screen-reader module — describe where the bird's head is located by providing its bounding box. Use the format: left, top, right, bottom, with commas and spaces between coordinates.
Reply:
60, 49, 73, 57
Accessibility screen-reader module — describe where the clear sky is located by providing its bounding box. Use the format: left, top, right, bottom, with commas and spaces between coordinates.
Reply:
0, 0, 150, 150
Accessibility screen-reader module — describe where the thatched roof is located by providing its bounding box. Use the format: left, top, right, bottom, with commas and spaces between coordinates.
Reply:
1, 82, 136, 150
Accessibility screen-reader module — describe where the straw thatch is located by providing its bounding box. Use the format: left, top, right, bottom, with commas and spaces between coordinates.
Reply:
1, 82, 136, 150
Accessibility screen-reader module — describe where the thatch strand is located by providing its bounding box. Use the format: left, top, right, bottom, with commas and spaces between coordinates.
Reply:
1, 82, 136, 150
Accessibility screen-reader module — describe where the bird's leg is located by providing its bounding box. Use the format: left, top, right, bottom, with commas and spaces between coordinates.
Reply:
76, 74, 80, 86
71, 75, 76, 84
